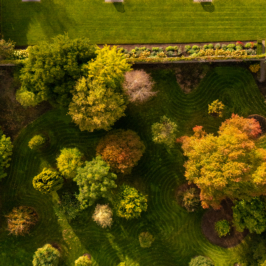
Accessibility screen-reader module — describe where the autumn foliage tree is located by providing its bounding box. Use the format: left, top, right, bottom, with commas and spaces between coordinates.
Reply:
123, 70, 157, 103
17, 34, 96, 107
181, 114, 266, 209
96, 129, 145, 174
68, 46, 131, 132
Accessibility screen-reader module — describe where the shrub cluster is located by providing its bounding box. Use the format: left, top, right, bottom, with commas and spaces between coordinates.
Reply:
215, 220, 230, 237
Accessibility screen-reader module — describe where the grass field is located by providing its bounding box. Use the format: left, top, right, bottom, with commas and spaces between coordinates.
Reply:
1, 66, 266, 266
3, 0, 266, 46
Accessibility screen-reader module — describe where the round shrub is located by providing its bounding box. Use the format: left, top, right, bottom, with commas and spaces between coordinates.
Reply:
32, 244, 60, 266
116, 185, 147, 220
166, 46, 175, 51
139, 232, 154, 248
123, 70, 157, 103
177, 187, 200, 212
152, 116, 178, 148
92, 204, 113, 228
203, 44, 208, 50
28, 135, 45, 150
56, 148, 83, 178
236, 45, 242, 50
96, 129, 145, 174
192, 45, 199, 50
222, 44, 227, 50
189, 256, 214, 266
185, 45, 191, 52
245, 42, 251, 49
6, 206, 38, 236
208, 99, 225, 117
215, 43, 221, 49
75, 255, 92, 266
227, 43, 236, 49
215, 219, 230, 237
32, 168, 63, 194
208, 43, 214, 49
167, 51, 174, 57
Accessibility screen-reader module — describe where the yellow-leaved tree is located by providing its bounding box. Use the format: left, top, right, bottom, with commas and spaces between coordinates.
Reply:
69, 45, 131, 132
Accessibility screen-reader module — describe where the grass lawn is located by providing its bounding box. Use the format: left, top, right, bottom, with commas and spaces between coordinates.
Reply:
0, 66, 266, 265
3, 0, 266, 46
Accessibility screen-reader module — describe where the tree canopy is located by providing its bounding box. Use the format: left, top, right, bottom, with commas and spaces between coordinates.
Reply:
74, 156, 117, 209
17, 34, 96, 107
68, 45, 131, 132
0, 130, 13, 180
32, 244, 60, 266
181, 114, 266, 209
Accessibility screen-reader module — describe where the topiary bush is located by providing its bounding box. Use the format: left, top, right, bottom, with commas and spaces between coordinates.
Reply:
152, 116, 178, 148
189, 256, 214, 266
92, 204, 113, 228
139, 232, 154, 248
96, 129, 145, 174
28, 135, 46, 150
116, 185, 147, 220
215, 219, 230, 237
75, 255, 92, 266
32, 168, 63, 194
6, 206, 38, 236
32, 244, 60, 266
56, 148, 84, 178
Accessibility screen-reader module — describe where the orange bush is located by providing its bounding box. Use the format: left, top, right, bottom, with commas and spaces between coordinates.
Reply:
96, 129, 145, 174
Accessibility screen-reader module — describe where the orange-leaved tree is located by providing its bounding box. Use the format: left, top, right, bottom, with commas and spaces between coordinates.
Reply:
181, 114, 266, 209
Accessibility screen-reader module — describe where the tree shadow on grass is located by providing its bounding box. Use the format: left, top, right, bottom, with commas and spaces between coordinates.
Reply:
113, 3, 125, 13
201, 3, 215, 13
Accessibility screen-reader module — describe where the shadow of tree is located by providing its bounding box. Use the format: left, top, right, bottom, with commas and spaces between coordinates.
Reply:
113, 3, 125, 13
201, 3, 215, 13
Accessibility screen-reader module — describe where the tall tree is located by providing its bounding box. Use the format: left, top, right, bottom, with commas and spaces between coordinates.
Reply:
68, 45, 131, 132
181, 114, 266, 209
17, 34, 96, 107
74, 156, 117, 209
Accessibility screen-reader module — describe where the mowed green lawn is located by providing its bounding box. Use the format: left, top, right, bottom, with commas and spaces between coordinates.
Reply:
2, 0, 266, 46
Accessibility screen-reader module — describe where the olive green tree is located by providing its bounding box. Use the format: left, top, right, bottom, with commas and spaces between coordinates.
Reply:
0, 130, 13, 180
28, 135, 45, 150
32, 244, 60, 266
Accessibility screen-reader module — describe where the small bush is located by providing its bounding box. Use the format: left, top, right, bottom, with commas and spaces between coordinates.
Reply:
33, 168, 63, 194
115, 185, 147, 220
188, 49, 196, 55
208, 43, 214, 49
227, 43, 236, 49
150, 51, 157, 57
135, 47, 139, 51
189, 256, 214, 266
249, 64, 260, 73
222, 44, 227, 50
152, 116, 178, 148
123, 70, 157, 103
167, 51, 174, 57
203, 44, 208, 50
92, 204, 113, 228
247, 48, 255, 55
166, 46, 175, 51
32, 244, 60, 266
192, 45, 199, 50
208, 99, 225, 117
16, 89, 38, 107
215, 220, 230, 237
0, 39, 15, 60
6, 206, 38, 236
157, 51, 165, 57
215, 43, 221, 49
139, 47, 146, 51
139, 232, 154, 248
227, 47, 235, 53
28, 135, 45, 150
75, 255, 92, 266
245, 42, 251, 49
235, 45, 242, 50
185, 45, 191, 52
152, 47, 159, 52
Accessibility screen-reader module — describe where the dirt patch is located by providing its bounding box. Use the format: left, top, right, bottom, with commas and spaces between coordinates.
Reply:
201, 200, 248, 248
0, 67, 52, 139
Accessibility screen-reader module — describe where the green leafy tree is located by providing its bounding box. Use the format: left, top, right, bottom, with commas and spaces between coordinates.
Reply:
28, 135, 45, 150
0, 130, 13, 180
6, 206, 38, 236
152, 116, 178, 148
74, 156, 117, 209
139, 232, 154, 248
215, 220, 230, 237
56, 148, 83, 178
17, 34, 96, 107
68, 45, 131, 132
32, 244, 60, 266
75, 255, 92, 266
181, 114, 266, 209
189, 256, 214, 266
32, 168, 63, 194
233, 197, 266, 234
115, 185, 147, 219
58, 192, 80, 221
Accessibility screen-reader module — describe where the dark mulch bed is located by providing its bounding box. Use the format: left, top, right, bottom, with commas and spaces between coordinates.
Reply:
201, 200, 248, 248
